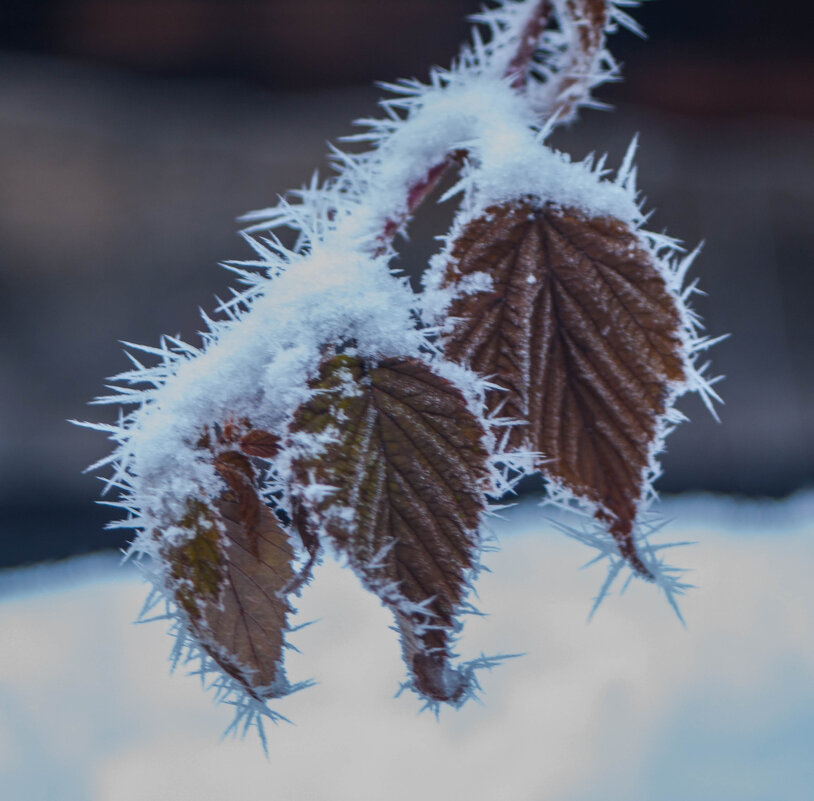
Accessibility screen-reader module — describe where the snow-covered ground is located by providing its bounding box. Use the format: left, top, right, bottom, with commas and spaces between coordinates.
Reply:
2, 494, 813, 801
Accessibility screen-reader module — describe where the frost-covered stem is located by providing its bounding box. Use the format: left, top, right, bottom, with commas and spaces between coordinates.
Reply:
374, 150, 466, 256
375, 1, 557, 252
506, 0, 555, 90
374, 0, 609, 251
537, 0, 610, 120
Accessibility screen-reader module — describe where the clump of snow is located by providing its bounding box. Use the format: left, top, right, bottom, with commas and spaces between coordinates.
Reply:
333, 74, 641, 251
96, 240, 423, 528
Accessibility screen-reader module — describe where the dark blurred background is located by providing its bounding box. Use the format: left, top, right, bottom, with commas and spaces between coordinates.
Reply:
1, 0, 812, 567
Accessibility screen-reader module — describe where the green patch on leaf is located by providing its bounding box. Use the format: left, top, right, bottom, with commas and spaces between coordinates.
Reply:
168, 497, 225, 620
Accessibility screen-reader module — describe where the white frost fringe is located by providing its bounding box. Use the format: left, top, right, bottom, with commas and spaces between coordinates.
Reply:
80, 0, 720, 734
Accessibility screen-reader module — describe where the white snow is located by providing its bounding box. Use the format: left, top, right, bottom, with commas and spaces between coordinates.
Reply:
2, 494, 814, 801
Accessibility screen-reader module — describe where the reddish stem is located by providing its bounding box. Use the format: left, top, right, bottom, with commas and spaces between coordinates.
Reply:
375, 0, 609, 251
506, 0, 556, 90
375, 151, 466, 256
374, 2, 558, 253
543, 0, 610, 120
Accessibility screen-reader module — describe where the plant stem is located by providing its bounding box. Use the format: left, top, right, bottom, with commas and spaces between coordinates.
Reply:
507, 0, 556, 90
375, 0, 610, 250
537, 0, 610, 120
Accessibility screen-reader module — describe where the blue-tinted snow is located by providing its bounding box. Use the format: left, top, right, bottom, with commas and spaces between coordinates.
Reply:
1, 494, 812, 801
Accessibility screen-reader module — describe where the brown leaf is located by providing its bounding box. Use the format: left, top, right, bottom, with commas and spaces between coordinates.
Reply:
240, 429, 282, 459
214, 451, 262, 556
440, 201, 686, 576
161, 450, 298, 700
288, 355, 491, 703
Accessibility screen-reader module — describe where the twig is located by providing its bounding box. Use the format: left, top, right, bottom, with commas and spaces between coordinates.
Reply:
536, 0, 611, 120
506, 0, 556, 90
375, 0, 563, 251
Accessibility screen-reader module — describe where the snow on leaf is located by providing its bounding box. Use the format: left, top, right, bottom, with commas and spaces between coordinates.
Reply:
161, 448, 298, 701
439, 200, 687, 577
287, 355, 491, 704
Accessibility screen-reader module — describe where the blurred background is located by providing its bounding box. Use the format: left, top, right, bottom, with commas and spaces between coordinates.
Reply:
2, 4, 814, 801
0, 0, 812, 567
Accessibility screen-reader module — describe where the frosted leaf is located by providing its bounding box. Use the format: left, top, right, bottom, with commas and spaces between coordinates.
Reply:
287, 355, 491, 704
437, 200, 688, 576
160, 447, 300, 700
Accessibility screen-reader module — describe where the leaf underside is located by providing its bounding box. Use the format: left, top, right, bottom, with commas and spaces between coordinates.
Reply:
162, 450, 297, 700
441, 201, 686, 576
289, 355, 491, 703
